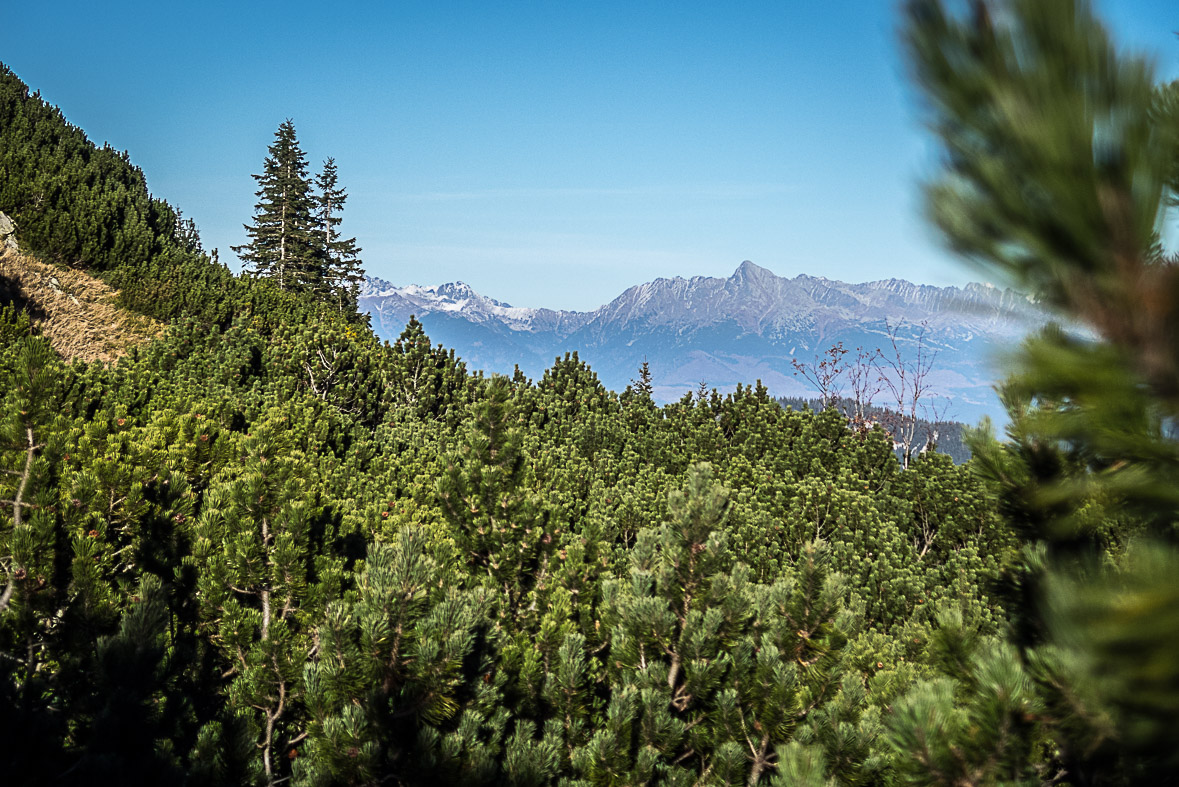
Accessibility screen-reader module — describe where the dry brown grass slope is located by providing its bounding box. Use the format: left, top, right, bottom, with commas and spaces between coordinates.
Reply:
0, 247, 164, 363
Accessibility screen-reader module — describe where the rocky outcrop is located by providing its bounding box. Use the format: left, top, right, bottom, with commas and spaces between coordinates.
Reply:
0, 211, 17, 252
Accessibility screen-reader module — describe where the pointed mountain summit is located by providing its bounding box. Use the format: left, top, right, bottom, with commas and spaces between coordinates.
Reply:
732, 259, 774, 281
360, 262, 1043, 422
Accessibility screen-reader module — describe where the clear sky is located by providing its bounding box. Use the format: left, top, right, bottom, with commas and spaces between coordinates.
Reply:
4, 1, 1176, 311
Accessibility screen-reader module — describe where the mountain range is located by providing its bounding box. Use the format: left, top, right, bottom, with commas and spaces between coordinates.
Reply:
360, 260, 1045, 423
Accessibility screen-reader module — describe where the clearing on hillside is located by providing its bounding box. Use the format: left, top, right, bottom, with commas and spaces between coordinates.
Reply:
0, 247, 164, 363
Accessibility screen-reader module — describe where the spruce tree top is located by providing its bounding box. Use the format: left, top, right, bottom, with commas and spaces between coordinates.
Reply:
232, 119, 319, 293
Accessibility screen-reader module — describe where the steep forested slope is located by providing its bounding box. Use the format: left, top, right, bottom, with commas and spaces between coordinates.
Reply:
3, 0, 1174, 776
0, 63, 1020, 785
0, 63, 342, 333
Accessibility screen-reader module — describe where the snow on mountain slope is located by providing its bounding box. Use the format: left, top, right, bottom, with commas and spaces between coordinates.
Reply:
360, 261, 1046, 422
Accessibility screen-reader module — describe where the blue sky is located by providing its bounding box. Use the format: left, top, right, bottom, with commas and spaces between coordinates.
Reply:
5, 1, 1177, 311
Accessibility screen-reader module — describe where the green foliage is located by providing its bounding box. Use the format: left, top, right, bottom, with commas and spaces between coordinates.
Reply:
192, 421, 342, 783
0, 290, 1013, 783
896, 0, 1179, 783
70, 574, 183, 782
233, 124, 366, 318
298, 529, 484, 785
233, 120, 322, 295
0, 36, 1089, 784
386, 316, 469, 425
0, 65, 363, 338
439, 375, 551, 616
314, 158, 365, 315
587, 466, 866, 784
0, 63, 231, 324
1041, 544, 1179, 771
884, 611, 1045, 786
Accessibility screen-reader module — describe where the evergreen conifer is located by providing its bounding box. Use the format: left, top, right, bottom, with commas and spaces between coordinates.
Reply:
895, 0, 1179, 781
313, 158, 364, 314
233, 120, 321, 294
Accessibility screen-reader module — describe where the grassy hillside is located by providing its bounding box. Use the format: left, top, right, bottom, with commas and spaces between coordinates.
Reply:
0, 246, 162, 362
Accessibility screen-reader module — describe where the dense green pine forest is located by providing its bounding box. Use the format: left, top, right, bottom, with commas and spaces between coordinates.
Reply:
1, 0, 1178, 784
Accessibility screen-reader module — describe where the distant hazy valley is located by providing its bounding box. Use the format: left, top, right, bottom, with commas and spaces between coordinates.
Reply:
362, 260, 1045, 424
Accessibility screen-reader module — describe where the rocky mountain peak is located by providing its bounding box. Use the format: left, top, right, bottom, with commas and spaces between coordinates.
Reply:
360, 275, 399, 297
430, 281, 511, 308
733, 259, 772, 280
359, 262, 1043, 422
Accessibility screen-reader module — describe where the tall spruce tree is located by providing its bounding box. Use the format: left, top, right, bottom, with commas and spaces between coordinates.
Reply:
233, 120, 321, 294
313, 158, 364, 314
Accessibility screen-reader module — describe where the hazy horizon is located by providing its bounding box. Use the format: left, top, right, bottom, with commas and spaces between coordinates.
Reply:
364, 258, 1019, 313
5, 0, 1175, 311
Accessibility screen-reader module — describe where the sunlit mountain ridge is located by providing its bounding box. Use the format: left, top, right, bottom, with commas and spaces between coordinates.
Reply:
362, 260, 1045, 423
